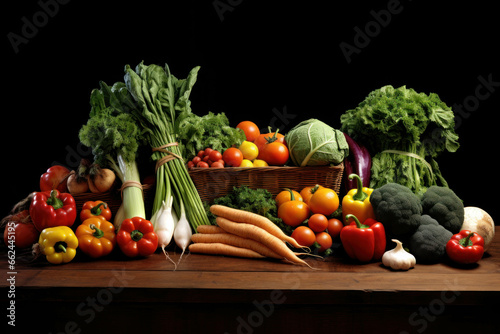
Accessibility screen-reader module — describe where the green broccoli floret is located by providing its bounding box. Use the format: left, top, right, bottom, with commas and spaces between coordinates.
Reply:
370, 183, 423, 237
420, 186, 464, 234
408, 215, 453, 263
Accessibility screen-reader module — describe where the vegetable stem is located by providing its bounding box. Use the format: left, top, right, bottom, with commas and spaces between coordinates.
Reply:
349, 174, 368, 201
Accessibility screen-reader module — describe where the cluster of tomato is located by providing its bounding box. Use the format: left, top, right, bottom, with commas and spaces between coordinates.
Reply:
275, 185, 343, 253
186, 148, 225, 169
232, 121, 290, 167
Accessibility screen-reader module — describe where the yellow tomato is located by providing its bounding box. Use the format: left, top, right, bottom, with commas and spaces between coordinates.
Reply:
275, 189, 303, 208
238, 141, 259, 161
253, 159, 268, 167
300, 185, 324, 205
308, 187, 339, 216
239, 159, 254, 167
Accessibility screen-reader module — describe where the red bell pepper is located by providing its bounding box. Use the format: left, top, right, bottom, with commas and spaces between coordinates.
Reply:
29, 190, 77, 232
40, 165, 71, 193
446, 230, 484, 264
116, 217, 158, 257
340, 214, 386, 262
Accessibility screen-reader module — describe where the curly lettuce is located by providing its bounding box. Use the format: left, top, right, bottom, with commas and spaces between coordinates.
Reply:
340, 85, 459, 195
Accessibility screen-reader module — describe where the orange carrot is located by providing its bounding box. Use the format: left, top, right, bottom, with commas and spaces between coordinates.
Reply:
191, 232, 282, 259
215, 216, 315, 269
189, 242, 265, 258
210, 204, 307, 249
196, 225, 227, 234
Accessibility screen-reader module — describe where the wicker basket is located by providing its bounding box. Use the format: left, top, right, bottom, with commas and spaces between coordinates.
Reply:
188, 163, 344, 203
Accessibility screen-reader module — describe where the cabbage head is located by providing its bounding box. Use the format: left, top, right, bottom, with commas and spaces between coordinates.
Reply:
285, 119, 348, 166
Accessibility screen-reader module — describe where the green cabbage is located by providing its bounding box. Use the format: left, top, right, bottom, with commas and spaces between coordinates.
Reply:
285, 119, 348, 166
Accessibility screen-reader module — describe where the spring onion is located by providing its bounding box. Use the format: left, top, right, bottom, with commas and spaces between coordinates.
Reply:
123, 61, 210, 231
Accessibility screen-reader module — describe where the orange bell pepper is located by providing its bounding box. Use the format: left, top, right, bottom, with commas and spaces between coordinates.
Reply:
75, 216, 116, 258
80, 200, 112, 222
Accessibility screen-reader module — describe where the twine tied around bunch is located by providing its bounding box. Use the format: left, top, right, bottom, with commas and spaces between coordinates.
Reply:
152, 142, 183, 173
381, 149, 434, 180
118, 181, 152, 199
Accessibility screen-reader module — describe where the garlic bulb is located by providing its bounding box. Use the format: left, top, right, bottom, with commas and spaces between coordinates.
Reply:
382, 239, 416, 270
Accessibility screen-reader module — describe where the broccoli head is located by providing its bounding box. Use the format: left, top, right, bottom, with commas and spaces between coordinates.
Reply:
420, 186, 464, 234
370, 183, 422, 237
408, 215, 453, 263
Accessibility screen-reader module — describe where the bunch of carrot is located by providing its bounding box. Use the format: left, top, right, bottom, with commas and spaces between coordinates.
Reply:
189, 205, 316, 269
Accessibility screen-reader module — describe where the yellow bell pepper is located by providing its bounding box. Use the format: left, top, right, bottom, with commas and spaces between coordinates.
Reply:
342, 174, 376, 225
38, 226, 79, 264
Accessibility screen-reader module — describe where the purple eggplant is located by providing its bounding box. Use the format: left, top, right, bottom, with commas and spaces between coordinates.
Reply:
343, 133, 372, 191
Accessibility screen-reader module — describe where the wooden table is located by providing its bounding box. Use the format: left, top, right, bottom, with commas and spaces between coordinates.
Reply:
2, 227, 499, 333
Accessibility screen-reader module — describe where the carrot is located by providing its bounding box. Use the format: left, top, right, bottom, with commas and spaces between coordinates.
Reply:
210, 204, 307, 250
189, 242, 265, 258
191, 233, 282, 259
196, 225, 227, 234
215, 216, 315, 269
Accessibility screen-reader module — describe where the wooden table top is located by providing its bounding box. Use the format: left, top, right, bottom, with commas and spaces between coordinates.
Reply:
2, 227, 499, 306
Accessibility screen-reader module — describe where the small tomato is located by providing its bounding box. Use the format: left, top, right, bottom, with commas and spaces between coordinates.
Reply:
291, 226, 316, 247
278, 192, 310, 227
327, 218, 343, 239
239, 141, 259, 161
222, 148, 244, 167
239, 159, 254, 167
308, 213, 329, 233
209, 150, 222, 162
316, 232, 333, 253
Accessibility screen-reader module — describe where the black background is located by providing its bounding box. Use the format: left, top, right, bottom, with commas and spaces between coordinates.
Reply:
3, 0, 499, 223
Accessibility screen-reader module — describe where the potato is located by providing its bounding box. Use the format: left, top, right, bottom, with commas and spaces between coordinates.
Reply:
461, 207, 495, 251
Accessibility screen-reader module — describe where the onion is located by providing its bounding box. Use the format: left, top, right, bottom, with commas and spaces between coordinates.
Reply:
88, 164, 116, 193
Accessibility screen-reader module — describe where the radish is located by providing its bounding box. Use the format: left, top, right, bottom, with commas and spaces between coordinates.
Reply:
154, 196, 178, 269
174, 200, 192, 266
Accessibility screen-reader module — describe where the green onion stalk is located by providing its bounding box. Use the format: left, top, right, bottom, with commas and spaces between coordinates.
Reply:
124, 61, 210, 231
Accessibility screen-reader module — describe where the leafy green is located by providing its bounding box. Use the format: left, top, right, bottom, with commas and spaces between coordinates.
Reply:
206, 186, 292, 235
177, 111, 246, 160
340, 85, 459, 195
285, 119, 349, 166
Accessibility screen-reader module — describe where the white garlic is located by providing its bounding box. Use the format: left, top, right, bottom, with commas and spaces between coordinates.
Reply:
382, 239, 416, 271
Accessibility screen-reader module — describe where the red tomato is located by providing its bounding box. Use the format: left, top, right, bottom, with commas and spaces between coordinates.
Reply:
308, 213, 329, 233
222, 148, 243, 167
236, 121, 260, 142
192, 156, 201, 164
291, 226, 316, 247
197, 161, 209, 168
204, 147, 213, 156
316, 232, 333, 253
209, 150, 222, 162
211, 161, 225, 168
327, 218, 343, 239
259, 141, 289, 166
3, 211, 40, 249
254, 132, 286, 153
